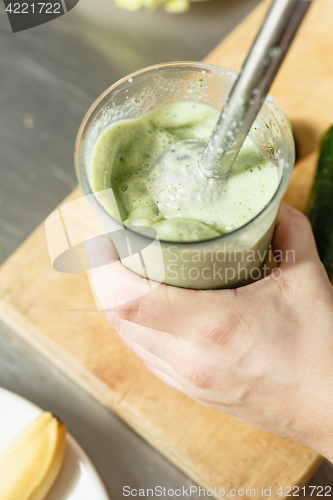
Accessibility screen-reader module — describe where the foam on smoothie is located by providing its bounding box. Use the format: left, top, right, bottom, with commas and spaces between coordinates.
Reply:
91, 101, 279, 242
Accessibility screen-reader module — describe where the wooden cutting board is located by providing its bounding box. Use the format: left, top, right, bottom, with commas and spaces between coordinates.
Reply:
1, 0, 332, 497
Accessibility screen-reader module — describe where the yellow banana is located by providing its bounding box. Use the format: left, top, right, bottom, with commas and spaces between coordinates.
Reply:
0, 411, 66, 500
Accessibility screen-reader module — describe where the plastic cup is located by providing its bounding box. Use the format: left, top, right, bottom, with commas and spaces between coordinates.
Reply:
75, 62, 294, 289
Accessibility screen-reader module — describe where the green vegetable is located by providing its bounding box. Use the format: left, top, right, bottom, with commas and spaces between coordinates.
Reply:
306, 125, 333, 279
114, 0, 190, 12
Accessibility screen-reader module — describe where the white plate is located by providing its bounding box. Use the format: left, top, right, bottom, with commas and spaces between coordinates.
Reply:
0, 387, 110, 500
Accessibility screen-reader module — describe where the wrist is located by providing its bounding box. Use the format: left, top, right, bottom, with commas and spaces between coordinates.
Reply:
298, 390, 333, 462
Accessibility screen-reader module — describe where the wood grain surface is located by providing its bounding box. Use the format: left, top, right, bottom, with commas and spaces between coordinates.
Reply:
1, 0, 332, 497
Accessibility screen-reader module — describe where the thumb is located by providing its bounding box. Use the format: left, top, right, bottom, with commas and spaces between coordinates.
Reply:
82, 234, 153, 312
82, 235, 119, 271
273, 202, 319, 267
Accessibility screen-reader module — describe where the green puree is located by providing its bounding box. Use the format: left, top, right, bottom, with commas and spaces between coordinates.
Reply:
91, 101, 278, 242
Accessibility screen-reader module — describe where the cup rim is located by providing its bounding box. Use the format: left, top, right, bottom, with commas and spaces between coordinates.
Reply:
75, 61, 295, 246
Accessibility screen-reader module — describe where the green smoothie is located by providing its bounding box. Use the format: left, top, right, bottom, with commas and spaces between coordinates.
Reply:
91, 101, 279, 242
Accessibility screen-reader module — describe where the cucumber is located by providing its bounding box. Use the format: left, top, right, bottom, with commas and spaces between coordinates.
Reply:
306, 126, 333, 279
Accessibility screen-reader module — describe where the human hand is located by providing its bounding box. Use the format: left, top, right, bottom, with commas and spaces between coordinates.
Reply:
85, 202, 333, 460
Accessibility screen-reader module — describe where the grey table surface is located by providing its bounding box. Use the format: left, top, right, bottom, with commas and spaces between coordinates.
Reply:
1, 0, 333, 498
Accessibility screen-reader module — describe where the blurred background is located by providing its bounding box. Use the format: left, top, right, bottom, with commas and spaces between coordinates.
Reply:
1, 0, 332, 498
